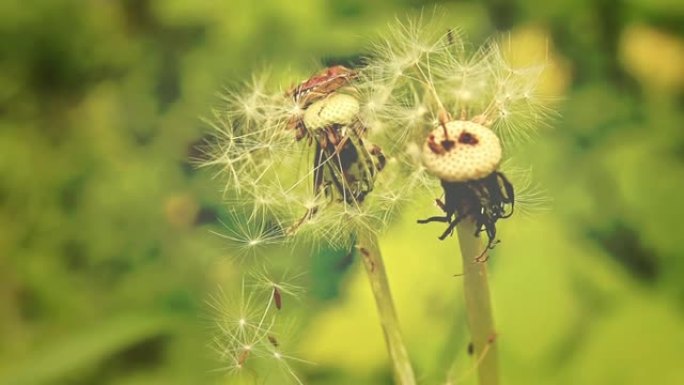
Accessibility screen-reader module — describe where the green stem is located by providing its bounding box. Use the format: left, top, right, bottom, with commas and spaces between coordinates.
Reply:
456, 219, 499, 385
357, 231, 417, 385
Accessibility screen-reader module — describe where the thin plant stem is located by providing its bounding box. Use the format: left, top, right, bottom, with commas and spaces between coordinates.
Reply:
456, 218, 499, 385
357, 231, 417, 385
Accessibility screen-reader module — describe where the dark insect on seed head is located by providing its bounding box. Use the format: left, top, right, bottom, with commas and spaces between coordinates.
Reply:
458, 131, 478, 145
441, 139, 456, 151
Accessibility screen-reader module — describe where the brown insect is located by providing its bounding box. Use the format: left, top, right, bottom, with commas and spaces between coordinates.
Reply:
273, 286, 282, 310
287, 65, 357, 106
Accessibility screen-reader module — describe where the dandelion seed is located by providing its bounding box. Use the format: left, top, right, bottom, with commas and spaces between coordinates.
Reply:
211, 210, 285, 258
209, 270, 307, 384
273, 287, 282, 310
500, 161, 552, 217
249, 267, 305, 299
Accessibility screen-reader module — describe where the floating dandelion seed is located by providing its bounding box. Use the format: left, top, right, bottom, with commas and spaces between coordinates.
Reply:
209, 272, 307, 384
248, 267, 305, 311
499, 161, 552, 217
210, 210, 285, 258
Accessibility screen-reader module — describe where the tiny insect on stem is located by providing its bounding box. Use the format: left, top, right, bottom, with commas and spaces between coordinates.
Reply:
358, 246, 375, 272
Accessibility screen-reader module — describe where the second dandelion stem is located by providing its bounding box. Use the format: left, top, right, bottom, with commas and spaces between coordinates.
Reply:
457, 218, 499, 385
357, 232, 416, 385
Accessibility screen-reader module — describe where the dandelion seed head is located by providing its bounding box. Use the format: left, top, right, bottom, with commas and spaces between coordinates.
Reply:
205, 63, 406, 248
356, 16, 557, 248
422, 121, 502, 182
303, 93, 360, 130
365, 28, 553, 148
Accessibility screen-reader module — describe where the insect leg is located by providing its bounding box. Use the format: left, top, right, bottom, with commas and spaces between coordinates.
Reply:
417, 216, 450, 224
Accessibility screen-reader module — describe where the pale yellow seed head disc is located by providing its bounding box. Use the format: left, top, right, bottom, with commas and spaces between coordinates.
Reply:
421, 120, 502, 182
303, 93, 359, 130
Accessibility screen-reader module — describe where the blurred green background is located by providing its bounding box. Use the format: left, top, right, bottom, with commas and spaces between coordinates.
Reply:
1, 0, 683, 384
